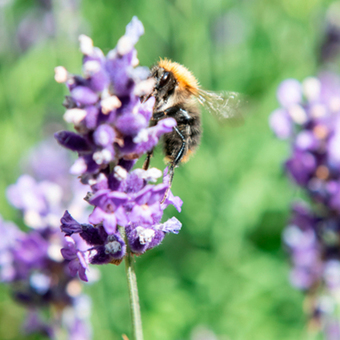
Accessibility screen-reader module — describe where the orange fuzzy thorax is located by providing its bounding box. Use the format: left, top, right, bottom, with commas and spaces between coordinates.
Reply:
158, 59, 199, 95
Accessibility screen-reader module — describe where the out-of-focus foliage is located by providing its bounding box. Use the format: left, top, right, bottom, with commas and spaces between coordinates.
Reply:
0, 0, 335, 339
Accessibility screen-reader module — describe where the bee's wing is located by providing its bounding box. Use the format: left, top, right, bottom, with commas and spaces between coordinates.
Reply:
196, 89, 245, 123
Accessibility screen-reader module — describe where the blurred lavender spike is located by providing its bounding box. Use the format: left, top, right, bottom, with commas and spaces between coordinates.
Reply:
0, 138, 95, 339
270, 73, 340, 338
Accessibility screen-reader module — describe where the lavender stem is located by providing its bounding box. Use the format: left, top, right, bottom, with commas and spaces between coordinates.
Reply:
120, 226, 144, 340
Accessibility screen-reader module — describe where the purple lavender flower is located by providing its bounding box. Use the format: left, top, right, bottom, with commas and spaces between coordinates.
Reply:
23, 310, 54, 338
0, 140, 94, 339
270, 73, 340, 338
61, 236, 90, 282
21, 138, 71, 187
60, 167, 182, 263
0, 217, 23, 282
283, 203, 321, 290
270, 74, 340, 210
16, 0, 84, 52
55, 17, 183, 279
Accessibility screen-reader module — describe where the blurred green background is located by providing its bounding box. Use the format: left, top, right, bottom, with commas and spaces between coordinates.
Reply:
0, 0, 335, 339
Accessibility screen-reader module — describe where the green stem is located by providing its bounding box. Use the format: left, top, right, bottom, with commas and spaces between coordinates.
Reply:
120, 227, 144, 340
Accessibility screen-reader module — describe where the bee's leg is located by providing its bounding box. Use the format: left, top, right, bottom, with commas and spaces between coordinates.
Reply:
142, 149, 153, 170
152, 106, 181, 121
144, 108, 178, 171
152, 111, 166, 121
142, 117, 159, 170
161, 126, 186, 203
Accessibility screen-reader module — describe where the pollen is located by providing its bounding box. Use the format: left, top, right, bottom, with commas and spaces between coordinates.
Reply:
182, 149, 194, 163
163, 149, 194, 164
158, 58, 199, 94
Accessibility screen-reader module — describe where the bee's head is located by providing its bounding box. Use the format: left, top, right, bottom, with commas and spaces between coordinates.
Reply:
148, 65, 177, 106
141, 60, 198, 108
152, 66, 177, 91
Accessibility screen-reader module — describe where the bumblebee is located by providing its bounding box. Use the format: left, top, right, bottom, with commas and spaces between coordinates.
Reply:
142, 59, 242, 199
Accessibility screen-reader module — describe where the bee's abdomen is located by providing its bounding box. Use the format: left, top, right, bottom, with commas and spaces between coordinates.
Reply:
162, 113, 201, 164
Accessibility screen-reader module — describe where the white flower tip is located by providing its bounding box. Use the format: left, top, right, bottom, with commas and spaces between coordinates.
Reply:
302, 77, 321, 101
93, 149, 112, 165
88, 178, 97, 186
132, 55, 139, 67
94, 173, 107, 185
54, 66, 68, 83
134, 78, 156, 97
79, 34, 94, 55
83, 60, 101, 77
277, 79, 302, 107
133, 129, 149, 143
145, 168, 162, 182
288, 105, 308, 124
63, 108, 87, 125
114, 165, 128, 181
136, 227, 155, 245
117, 35, 134, 55
70, 158, 87, 175
131, 49, 139, 67
65, 235, 76, 245
48, 244, 64, 262
101, 96, 122, 114
24, 210, 44, 229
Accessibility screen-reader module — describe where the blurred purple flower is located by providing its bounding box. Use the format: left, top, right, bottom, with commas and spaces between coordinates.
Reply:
277, 79, 302, 108
270, 73, 340, 338
270, 74, 340, 209
23, 310, 54, 338
21, 138, 71, 187
16, 0, 84, 52
269, 108, 292, 139
0, 139, 94, 339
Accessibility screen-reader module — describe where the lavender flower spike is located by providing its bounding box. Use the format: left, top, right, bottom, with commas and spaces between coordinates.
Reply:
55, 17, 183, 280
1, 138, 94, 339
55, 19, 185, 340
270, 73, 340, 338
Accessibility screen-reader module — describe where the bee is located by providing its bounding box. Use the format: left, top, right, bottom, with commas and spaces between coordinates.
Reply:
141, 59, 243, 201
